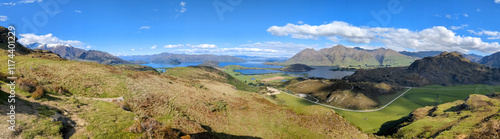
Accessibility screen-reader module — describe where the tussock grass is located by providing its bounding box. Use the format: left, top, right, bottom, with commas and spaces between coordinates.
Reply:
0, 52, 370, 138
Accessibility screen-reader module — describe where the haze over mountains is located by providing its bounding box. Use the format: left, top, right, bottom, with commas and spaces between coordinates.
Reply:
119, 52, 246, 64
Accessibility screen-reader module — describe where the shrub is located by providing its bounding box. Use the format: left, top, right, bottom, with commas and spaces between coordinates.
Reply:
51, 85, 69, 95
18, 78, 38, 92
126, 116, 179, 139
32, 86, 45, 100
207, 100, 228, 112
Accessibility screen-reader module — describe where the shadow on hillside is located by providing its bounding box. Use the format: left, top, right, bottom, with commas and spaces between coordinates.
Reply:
0, 89, 75, 138
376, 115, 410, 136
184, 124, 262, 139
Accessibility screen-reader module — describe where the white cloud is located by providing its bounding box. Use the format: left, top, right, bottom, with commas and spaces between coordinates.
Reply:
163, 44, 217, 49
188, 44, 217, 48
1, 2, 16, 6
468, 30, 500, 40
20, 0, 42, 4
75, 10, 82, 13
477, 9, 481, 12
19, 33, 84, 47
165, 42, 316, 57
268, 21, 500, 53
164, 44, 184, 48
496, 0, 500, 4
241, 41, 317, 50
0, 16, 7, 21
178, 2, 187, 13
151, 45, 157, 49
240, 41, 318, 56
297, 21, 304, 24
463, 14, 468, 17
450, 24, 468, 30
268, 21, 375, 43
171, 48, 283, 56
131, 49, 135, 51
139, 26, 150, 30
445, 14, 452, 19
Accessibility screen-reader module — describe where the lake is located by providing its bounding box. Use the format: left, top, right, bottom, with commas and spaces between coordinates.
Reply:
143, 62, 284, 68
143, 62, 354, 79
236, 66, 355, 79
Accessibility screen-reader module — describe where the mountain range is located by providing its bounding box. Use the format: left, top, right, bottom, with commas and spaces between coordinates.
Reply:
478, 51, 500, 68
273, 45, 419, 67
26, 43, 134, 65
400, 50, 484, 62
345, 52, 500, 86
119, 52, 246, 64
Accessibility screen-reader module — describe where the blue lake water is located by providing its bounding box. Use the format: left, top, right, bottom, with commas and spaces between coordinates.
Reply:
143, 62, 203, 68
143, 62, 354, 79
219, 62, 284, 69
143, 62, 284, 68
235, 66, 355, 79
234, 69, 283, 75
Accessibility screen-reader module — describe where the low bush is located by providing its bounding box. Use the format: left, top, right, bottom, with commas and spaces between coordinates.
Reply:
18, 78, 38, 92
32, 86, 45, 100
126, 116, 179, 139
207, 100, 228, 112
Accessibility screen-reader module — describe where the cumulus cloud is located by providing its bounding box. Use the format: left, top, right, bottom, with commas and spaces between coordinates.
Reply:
75, 10, 82, 13
267, 21, 500, 53
187, 44, 217, 48
268, 21, 375, 43
19, 33, 84, 46
297, 21, 304, 24
450, 24, 468, 30
241, 41, 317, 50
496, 0, 500, 4
139, 26, 150, 30
151, 45, 157, 49
239, 41, 319, 56
468, 30, 500, 40
0, 16, 7, 21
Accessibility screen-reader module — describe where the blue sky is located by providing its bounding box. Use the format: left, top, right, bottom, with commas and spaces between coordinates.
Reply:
1, 0, 500, 57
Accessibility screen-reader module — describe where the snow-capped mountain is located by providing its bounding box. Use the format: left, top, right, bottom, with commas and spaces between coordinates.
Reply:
23, 42, 133, 65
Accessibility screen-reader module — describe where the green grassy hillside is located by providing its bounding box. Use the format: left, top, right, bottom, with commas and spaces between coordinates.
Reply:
0, 50, 369, 138
393, 93, 500, 138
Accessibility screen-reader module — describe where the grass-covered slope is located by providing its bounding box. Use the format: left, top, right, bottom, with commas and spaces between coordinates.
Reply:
165, 66, 259, 92
392, 93, 500, 138
0, 49, 369, 138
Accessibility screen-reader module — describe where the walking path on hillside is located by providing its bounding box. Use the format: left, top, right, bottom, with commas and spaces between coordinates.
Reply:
267, 87, 412, 112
